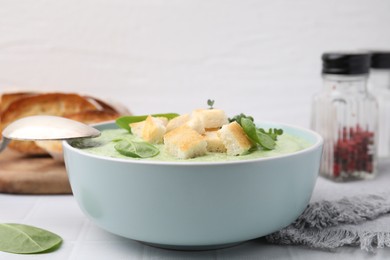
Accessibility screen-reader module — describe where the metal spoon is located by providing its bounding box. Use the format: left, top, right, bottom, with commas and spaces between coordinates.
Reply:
0, 115, 101, 153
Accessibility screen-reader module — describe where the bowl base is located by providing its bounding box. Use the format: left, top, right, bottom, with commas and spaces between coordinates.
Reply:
140, 241, 245, 251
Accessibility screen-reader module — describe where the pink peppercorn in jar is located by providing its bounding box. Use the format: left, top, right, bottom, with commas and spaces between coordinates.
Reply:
311, 51, 378, 181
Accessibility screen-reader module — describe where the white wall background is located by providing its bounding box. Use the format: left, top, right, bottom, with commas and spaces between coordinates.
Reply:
0, 0, 389, 127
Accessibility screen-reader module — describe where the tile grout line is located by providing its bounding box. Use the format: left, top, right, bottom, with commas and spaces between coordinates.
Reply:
21, 196, 43, 224
67, 218, 91, 260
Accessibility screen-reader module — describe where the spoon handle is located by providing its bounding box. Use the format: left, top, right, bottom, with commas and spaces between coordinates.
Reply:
0, 138, 10, 153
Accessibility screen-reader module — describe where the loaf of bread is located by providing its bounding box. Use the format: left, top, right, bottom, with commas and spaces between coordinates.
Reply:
0, 91, 131, 156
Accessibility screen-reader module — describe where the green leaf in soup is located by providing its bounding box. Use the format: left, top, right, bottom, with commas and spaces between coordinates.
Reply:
256, 129, 276, 150
114, 139, 159, 158
240, 117, 260, 144
0, 223, 62, 254
116, 113, 179, 132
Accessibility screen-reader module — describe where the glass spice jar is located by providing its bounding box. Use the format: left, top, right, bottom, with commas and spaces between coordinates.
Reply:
368, 51, 390, 161
311, 52, 378, 181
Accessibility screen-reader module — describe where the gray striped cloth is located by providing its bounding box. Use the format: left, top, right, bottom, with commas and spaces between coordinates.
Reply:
265, 194, 390, 252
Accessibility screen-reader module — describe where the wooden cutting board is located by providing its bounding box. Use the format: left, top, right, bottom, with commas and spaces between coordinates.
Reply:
0, 149, 72, 194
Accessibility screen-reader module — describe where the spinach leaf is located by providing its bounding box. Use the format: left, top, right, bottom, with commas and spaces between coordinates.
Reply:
114, 139, 159, 158
116, 113, 179, 132
256, 129, 276, 150
230, 113, 282, 151
0, 223, 62, 254
241, 117, 276, 150
240, 117, 260, 143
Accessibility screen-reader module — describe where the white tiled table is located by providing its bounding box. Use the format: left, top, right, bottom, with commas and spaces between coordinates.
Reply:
2, 162, 390, 260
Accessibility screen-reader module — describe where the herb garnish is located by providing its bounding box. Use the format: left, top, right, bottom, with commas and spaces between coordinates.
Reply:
0, 223, 62, 254
114, 139, 159, 158
207, 99, 215, 109
229, 113, 283, 150
116, 113, 179, 133
228, 113, 254, 124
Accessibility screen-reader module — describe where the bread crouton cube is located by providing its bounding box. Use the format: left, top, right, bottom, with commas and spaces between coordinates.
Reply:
203, 131, 227, 153
155, 117, 169, 126
192, 109, 228, 129
217, 121, 252, 156
142, 115, 167, 144
164, 126, 207, 159
130, 115, 166, 144
166, 113, 205, 134
185, 115, 205, 134
129, 121, 145, 138
166, 114, 190, 132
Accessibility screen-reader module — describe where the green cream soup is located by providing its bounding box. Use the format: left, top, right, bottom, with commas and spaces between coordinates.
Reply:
71, 129, 312, 162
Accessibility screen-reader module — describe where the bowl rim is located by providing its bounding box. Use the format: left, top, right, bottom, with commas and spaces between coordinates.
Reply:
62, 121, 323, 166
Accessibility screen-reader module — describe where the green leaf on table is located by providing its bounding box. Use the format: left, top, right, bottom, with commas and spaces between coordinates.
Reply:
114, 139, 159, 158
116, 113, 179, 132
0, 223, 62, 254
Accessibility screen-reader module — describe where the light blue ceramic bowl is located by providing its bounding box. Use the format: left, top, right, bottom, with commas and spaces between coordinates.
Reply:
63, 122, 323, 250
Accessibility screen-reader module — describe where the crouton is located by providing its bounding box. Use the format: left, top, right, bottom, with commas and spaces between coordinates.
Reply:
166, 113, 205, 134
156, 117, 169, 126
130, 116, 167, 144
217, 121, 253, 156
142, 116, 167, 144
164, 126, 207, 159
192, 109, 228, 129
166, 114, 191, 132
185, 115, 205, 134
129, 121, 145, 138
203, 131, 227, 153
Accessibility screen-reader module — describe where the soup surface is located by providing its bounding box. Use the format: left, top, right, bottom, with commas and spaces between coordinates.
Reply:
71, 128, 313, 162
